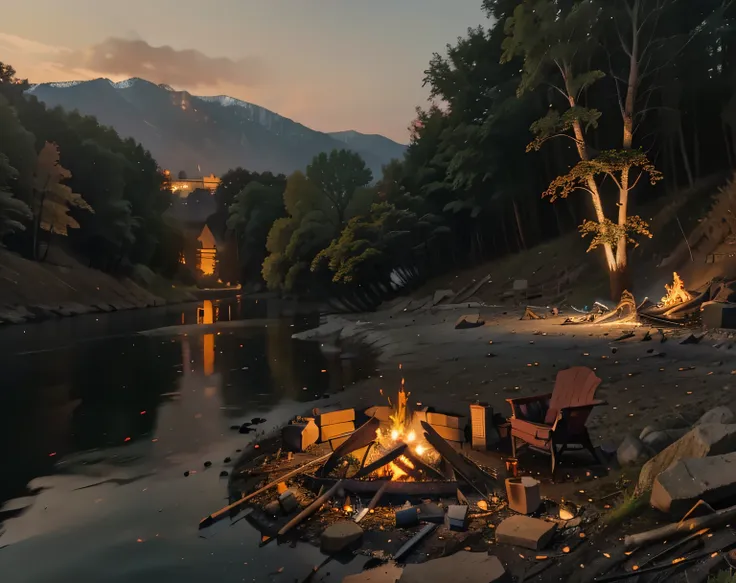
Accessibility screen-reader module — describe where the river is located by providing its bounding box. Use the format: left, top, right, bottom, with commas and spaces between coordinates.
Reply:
0, 297, 374, 582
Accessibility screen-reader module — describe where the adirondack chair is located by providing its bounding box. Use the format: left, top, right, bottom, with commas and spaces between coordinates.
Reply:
506, 366, 605, 477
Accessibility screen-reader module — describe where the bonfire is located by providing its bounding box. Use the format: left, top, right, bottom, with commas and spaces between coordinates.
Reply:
660, 272, 692, 308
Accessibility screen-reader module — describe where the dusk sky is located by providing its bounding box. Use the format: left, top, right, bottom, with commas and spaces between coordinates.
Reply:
1, 0, 487, 143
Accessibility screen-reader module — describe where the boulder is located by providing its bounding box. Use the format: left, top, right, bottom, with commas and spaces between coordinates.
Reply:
455, 314, 485, 330
651, 452, 736, 515
344, 563, 404, 583
696, 406, 734, 426
495, 515, 557, 550
321, 521, 363, 554
642, 428, 689, 454
617, 435, 649, 466
399, 552, 509, 583
637, 423, 736, 493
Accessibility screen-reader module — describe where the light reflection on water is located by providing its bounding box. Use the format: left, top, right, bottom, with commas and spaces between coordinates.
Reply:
0, 297, 372, 582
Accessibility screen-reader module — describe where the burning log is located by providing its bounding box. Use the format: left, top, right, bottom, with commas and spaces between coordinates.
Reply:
198, 452, 332, 530
319, 417, 380, 477
352, 443, 408, 479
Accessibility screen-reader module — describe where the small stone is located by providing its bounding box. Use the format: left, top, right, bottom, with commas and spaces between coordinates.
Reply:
219, 470, 229, 478
251, 417, 267, 424
278, 490, 299, 514
320, 521, 363, 553
183, 471, 190, 477
223, 457, 231, 463
496, 515, 557, 550
264, 500, 281, 516
204, 461, 212, 468
617, 435, 649, 466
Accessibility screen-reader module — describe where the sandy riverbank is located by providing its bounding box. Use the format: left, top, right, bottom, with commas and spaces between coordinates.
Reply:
297, 305, 736, 450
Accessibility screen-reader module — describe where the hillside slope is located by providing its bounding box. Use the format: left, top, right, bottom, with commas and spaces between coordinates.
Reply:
26, 78, 406, 178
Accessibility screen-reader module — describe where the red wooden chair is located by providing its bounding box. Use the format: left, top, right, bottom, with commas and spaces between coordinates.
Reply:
507, 367, 605, 477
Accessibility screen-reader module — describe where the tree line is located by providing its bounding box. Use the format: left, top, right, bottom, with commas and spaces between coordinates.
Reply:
0, 62, 182, 277
1, 0, 734, 302
216, 0, 736, 301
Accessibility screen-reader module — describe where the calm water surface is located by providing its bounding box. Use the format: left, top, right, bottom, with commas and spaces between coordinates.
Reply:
0, 297, 373, 582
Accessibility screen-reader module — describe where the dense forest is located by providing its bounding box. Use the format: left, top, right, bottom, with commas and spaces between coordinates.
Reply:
0, 62, 182, 278
1, 0, 735, 304
213, 0, 736, 301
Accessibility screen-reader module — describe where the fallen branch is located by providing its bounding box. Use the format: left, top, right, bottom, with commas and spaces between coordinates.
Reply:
198, 452, 332, 530
352, 444, 407, 479
624, 503, 736, 549
277, 479, 344, 537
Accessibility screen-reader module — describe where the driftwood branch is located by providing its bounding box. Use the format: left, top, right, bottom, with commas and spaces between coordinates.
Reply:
278, 479, 344, 537
624, 503, 736, 549
198, 452, 332, 529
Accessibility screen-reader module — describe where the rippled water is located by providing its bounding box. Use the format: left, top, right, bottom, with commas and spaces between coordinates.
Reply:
0, 297, 373, 582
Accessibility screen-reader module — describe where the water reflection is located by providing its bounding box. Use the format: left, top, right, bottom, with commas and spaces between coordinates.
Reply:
0, 297, 372, 519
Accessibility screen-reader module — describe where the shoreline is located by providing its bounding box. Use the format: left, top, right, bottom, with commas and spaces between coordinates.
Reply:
295, 304, 735, 448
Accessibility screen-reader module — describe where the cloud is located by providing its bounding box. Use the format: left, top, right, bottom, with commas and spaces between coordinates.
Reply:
63, 37, 264, 88
0, 32, 66, 56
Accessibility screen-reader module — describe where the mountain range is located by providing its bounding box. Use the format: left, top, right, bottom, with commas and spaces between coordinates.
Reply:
26, 78, 407, 179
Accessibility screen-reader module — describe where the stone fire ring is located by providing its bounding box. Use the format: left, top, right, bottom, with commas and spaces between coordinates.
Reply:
304, 475, 460, 497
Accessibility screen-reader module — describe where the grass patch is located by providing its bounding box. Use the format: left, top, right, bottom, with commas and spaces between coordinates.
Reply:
709, 570, 736, 583
603, 490, 650, 528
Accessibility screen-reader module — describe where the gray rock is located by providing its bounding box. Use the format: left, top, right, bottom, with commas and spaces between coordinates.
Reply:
638, 423, 736, 493
651, 452, 736, 515
495, 515, 557, 550
278, 490, 299, 514
642, 428, 689, 454
696, 406, 734, 426
263, 500, 281, 516
321, 521, 363, 554
399, 552, 509, 583
344, 563, 404, 583
617, 435, 649, 466
639, 426, 657, 441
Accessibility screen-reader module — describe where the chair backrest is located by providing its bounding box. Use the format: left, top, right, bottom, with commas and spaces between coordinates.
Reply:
544, 367, 602, 425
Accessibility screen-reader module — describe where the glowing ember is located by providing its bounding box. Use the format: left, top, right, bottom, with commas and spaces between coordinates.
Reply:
661, 272, 692, 308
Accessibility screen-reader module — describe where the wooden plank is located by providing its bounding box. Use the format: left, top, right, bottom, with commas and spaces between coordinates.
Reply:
316, 409, 355, 427
320, 417, 379, 477
352, 443, 408, 479
431, 424, 465, 443
320, 421, 355, 442
421, 421, 498, 497
427, 412, 465, 430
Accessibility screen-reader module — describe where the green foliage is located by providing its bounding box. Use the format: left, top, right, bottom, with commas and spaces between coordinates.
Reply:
544, 150, 664, 202
0, 153, 32, 240
306, 149, 373, 226
312, 202, 417, 284
527, 107, 602, 152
